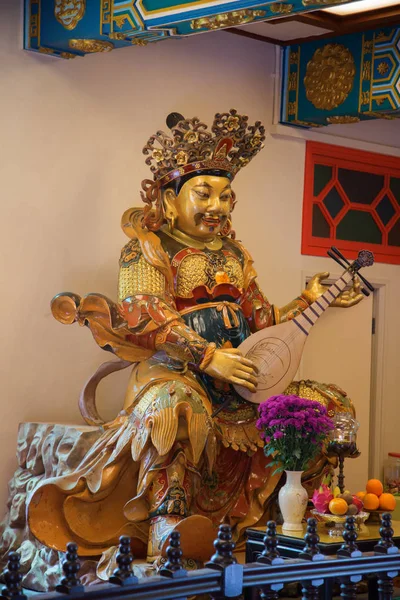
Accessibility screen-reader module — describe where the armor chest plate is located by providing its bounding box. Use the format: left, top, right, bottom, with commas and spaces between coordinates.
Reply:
171, 248, 244, 298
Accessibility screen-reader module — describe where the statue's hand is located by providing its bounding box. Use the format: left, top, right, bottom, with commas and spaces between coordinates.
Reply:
203, 348, 259, 393
303, 272, 363, 308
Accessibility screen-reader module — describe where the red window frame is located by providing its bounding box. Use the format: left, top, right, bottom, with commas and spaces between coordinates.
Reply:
302, 141, 400, 265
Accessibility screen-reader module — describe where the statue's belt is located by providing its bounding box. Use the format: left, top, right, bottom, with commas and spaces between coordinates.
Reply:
180, 301, 241, 329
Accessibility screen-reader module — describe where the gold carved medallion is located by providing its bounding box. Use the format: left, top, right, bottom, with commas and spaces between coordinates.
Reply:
54, 0, 85, 30
69, 39, 114, 53
304, 44, 356, 110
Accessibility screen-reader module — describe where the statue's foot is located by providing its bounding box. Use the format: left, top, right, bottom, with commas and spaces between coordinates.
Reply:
147, 515, 216, 563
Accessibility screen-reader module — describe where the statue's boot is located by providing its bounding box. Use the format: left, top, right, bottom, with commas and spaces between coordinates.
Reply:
148, 515, 216, 563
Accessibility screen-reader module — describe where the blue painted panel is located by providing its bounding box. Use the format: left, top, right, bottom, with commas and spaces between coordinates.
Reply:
281, 27, 400, 128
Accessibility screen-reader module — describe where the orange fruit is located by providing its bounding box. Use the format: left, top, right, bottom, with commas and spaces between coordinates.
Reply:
356, 491, 366, 501
329, 498, 348, 516
366, 479, 383, 497
363, 493, 380, 510
379, 493, 396, 511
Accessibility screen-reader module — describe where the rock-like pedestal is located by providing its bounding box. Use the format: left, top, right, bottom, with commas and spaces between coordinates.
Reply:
0, 422, 103, 591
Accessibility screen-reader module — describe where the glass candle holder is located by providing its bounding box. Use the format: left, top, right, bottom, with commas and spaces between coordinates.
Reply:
326, 413, 360, 493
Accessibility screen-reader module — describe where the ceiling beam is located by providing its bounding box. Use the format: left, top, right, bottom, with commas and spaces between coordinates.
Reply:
267, 11, 341, 31
224, 27, 284, 45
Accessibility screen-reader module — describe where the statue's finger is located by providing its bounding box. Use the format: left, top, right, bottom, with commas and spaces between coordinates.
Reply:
236, 363, 257, 376
316, 271, 330, 281
234, 370, 258, 385
231, 376, 257, 393
240, 357, 259, 373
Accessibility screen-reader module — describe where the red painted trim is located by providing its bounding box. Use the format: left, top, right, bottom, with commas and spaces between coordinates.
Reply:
302, 141, 400, 265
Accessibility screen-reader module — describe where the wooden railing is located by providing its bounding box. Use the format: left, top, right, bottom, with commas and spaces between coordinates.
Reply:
2, 515, 400, 600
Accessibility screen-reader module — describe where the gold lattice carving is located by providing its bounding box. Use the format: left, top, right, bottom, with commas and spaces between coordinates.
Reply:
55, 0, 85, 30
118, 256, 166, 302
69, 39, 114, 53
304, 44, 356, 110
288, 102, 297, 116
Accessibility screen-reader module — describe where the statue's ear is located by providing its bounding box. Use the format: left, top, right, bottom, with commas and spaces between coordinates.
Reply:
162, 188, 178, 220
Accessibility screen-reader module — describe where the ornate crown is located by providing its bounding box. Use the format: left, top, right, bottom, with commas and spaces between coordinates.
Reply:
143, 109, 265, 187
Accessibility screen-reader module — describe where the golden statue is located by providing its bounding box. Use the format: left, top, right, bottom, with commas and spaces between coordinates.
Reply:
27, 110, 362, 574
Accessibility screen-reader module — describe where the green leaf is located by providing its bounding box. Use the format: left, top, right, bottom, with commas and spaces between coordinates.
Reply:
272, 466, 284, 476
265, 446, 275, 457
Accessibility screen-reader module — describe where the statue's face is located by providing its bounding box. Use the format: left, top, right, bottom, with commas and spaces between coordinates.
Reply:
163, 175, 233, 240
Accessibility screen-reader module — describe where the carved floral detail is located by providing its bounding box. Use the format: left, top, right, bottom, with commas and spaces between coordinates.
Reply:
191, 9, 266, 31
68, 39, 114, 53
270, 3, 294, 14
326, 115, 360, 124
377, 62, 390, 76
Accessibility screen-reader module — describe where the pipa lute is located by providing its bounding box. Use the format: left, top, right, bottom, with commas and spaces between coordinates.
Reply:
233, 249, 374, 404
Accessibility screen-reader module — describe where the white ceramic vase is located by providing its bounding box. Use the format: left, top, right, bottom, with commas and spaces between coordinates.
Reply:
278, 470, 308, 531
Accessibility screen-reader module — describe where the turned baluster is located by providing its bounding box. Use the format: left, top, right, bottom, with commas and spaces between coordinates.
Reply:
299, 518, 325, 600
1, 553, 26, 600
257, 521, 284, 600
55, 542, 84, 594
337, 516, 362, 600
160, 531, 187, 579
206, 525, 243, 599
109, 536, 138, 586
374, 513, 399, 600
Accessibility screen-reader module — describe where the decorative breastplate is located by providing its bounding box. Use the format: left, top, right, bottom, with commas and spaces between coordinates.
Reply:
172, 248, 244, 298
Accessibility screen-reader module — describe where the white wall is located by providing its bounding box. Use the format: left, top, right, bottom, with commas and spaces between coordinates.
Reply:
1, 0, 400, 516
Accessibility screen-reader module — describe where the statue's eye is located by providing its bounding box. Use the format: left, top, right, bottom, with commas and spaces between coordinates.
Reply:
220, 194, 232, 201
195, 190, 210, 199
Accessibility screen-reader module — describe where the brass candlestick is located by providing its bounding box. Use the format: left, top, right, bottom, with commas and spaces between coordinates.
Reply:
326, 413, 360, 494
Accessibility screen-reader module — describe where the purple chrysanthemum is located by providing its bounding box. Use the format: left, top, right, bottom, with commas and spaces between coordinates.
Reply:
257, 394, 334, 473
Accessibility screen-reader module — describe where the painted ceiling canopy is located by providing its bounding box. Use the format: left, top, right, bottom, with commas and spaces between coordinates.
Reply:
25, 0, 362, 58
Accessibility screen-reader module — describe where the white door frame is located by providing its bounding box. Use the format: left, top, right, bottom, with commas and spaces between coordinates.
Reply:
299, 270, 388, 480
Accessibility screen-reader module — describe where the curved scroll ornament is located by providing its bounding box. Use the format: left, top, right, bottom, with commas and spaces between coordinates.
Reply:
304, 44, 356, 110
54, 0, 86, 30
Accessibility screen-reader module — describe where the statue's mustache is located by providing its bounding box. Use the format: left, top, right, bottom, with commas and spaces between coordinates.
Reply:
194, 213, 227, 225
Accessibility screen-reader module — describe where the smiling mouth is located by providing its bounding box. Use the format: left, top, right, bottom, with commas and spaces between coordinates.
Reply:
201, 215, 221, 227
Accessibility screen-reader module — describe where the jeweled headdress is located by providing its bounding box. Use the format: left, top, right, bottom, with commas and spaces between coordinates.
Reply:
140, 109, 265, 231
143, 109, 265, 187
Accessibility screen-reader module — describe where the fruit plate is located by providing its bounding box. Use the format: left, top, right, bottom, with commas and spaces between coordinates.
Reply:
311, 509, 370, 537
366, 509, 394, 524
